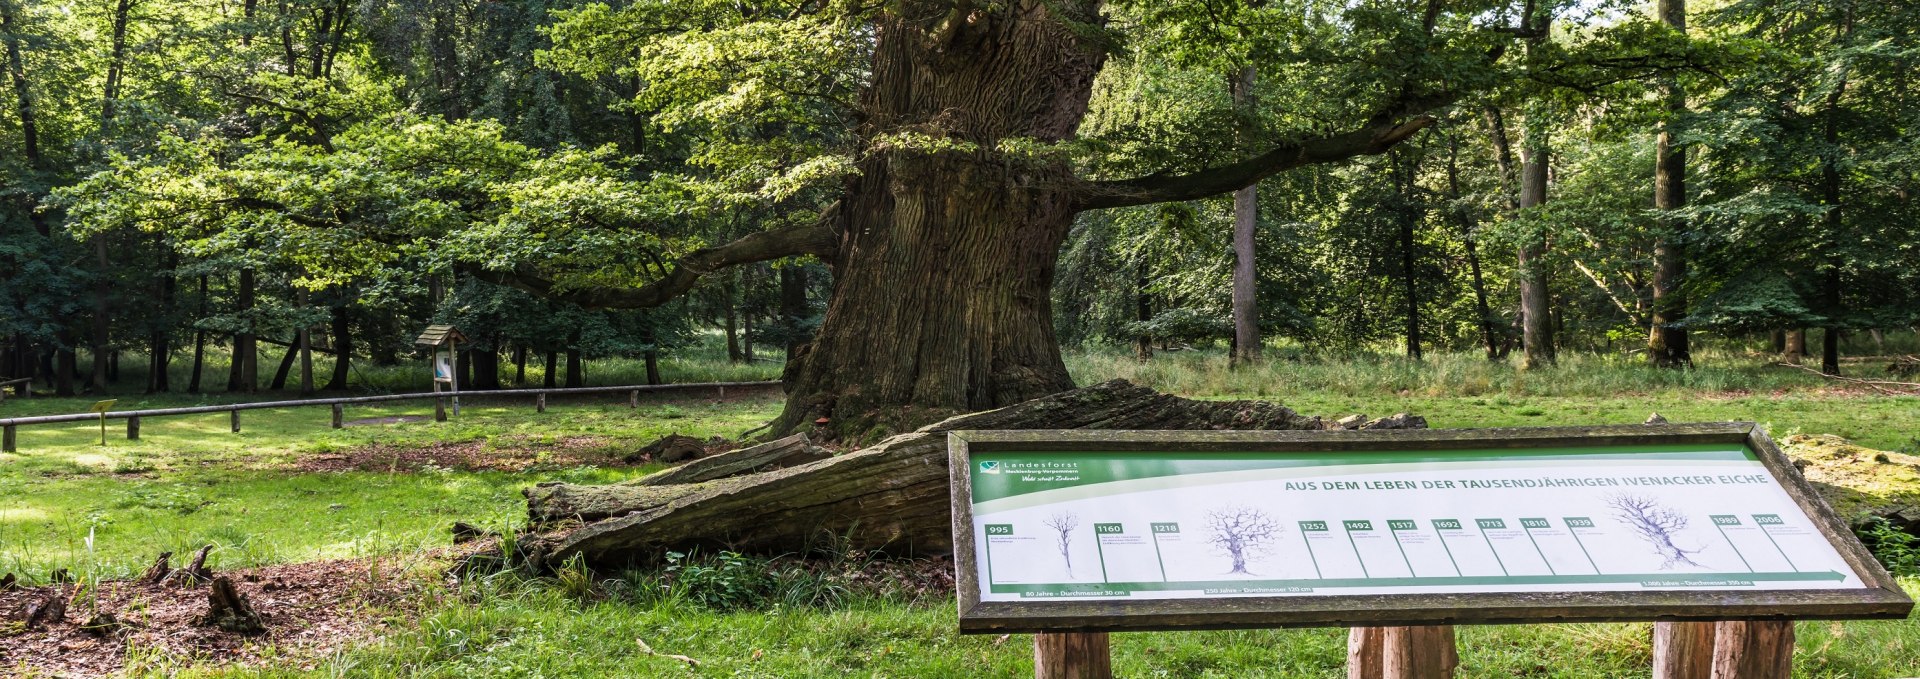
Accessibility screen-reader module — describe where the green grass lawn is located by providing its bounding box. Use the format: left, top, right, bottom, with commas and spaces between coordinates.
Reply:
4, 347, 1918, 676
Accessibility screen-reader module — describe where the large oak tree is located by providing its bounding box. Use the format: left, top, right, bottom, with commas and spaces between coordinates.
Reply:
484, 0, 1689, 436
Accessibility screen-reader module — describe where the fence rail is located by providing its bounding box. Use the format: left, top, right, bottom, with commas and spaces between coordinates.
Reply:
0, 380, 783, 452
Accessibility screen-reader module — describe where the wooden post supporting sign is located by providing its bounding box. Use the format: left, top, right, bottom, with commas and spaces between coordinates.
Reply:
1350, 626, 1457, 679
1710, 620, 1793, 678
1033, 632, 1109, 679
1654, 621, 1718, 679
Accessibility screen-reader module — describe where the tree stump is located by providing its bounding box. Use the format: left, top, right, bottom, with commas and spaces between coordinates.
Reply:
165, 545, 214, 586
23, 589, 67, 630
196, 576, 265, 634
0, 572, 15, 591
1034, 632, 1110, 679
141, 551, 173, 584
525, 380, 1423, 568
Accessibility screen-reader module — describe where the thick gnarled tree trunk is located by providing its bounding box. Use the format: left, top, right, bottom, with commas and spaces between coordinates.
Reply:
769, 4, 1105, 435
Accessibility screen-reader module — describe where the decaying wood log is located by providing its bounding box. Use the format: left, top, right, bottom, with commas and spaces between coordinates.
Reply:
526, 379, 1423, 568
527, 434, 831, 524
141, 551, 173, 584
196, 576, 265, 634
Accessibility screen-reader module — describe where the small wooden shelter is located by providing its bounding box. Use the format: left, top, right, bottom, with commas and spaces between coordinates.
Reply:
415, 324, 467, 414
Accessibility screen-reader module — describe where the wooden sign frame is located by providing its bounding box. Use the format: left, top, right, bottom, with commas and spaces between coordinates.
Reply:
949, 423, 1912, 634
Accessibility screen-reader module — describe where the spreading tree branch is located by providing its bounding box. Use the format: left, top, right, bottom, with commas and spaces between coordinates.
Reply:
469, 224, 838, 309
1076, 110, 1443, 210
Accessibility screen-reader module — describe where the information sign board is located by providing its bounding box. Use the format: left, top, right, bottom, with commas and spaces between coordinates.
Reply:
949, 424, 1911, 632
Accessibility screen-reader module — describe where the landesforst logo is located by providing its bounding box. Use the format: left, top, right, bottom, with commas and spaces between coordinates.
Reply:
979, 461, 1001, 474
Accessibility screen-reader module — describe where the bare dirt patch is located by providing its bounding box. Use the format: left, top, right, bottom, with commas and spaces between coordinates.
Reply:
0, 558, 423, 677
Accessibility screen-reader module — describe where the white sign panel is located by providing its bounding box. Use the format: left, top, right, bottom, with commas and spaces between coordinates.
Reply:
964, 440, 1863, 602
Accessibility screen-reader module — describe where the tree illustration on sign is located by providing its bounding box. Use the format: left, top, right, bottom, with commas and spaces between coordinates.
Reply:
1206, 505, 1280, 575
1043, 512, 1079, 577
1607, 493, 1706, 569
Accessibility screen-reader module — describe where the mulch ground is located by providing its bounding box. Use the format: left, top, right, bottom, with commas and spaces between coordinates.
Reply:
0, 558, 426, 677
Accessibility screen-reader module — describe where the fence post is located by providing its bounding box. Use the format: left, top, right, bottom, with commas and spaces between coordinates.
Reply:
1654, 621, 1717, 679
436, 397, 448, 422
1034, 632, 1110, 679
718, 385, 725, 399
3, 424, 15, 453
629, 390, 638, 409
230, 409, 241, 433
127, 416, 140, 441
331, 403, 344, 429
536, 392, 546, 414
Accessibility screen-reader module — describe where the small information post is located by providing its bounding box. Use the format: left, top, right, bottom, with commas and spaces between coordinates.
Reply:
949, 424, 1910, 678
90, 399, 117, 446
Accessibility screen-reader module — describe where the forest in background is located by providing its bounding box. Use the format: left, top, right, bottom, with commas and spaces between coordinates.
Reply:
0, 0, 1915, 407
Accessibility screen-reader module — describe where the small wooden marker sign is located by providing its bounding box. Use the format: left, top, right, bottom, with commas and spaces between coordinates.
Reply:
91, 399, 117, 446
948, 424, 1910, 678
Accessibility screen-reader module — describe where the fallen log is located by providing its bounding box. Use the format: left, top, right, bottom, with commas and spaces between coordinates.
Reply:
525, 379, 1424, 568
528, 433, 831, 524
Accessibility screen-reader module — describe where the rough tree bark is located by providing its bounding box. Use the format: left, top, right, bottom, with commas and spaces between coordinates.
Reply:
522, 380, 1424, 568
1230, 64, 1261, 367
1517, 114, 1554, 369
1647, 0, 1691, 369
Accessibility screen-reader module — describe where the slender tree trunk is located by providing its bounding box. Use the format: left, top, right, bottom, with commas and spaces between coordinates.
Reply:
1818, 78, 1847, 377
543, 349, 557, 388
740, 270, 756, 363
643, 325, 662, 386
297, 291, 313, 395
1229, 65, 1260, 367
325, 305, 351, 390
88, 237, 112, 393
1397, 152, 1423, 360
780, 264, 808, 359
724, 274, 742, 362
513, 345, 527, 386
236, 267, 257, 392
269, 335, 298, 390
1, 0, 51, 237
565, 330, 583, 388
1135, 259, 1153, 361
1517, 115, 1554, 369
1448, 133, 1498, 360
1648, 0, 1691, 368
148, 250, 175, 393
